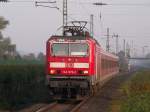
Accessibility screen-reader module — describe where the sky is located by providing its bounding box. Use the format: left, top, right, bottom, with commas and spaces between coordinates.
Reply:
0, 0, 150, 56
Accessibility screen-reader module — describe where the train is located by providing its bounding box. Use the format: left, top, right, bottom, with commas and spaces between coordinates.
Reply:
46, 22, 119, 99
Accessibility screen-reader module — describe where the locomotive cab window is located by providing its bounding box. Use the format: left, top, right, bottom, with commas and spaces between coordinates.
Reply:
70, 44, 89, 56
51, 43, 69, 56
51, 43, 89, 57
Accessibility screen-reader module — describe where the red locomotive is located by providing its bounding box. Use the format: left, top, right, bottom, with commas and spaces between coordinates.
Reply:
46, 22, 119, 99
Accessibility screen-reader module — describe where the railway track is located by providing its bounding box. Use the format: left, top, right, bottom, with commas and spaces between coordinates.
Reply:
33, 75, 119, 112
35, 97, 90, 112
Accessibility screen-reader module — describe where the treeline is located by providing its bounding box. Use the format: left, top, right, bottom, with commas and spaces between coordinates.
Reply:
0, 64, 50, 110
0, 58, 44, 65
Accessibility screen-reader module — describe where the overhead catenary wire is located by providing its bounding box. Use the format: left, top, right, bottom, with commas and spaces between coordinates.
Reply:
4, 0, 150, 7
107, 3, 150, 6
6, 0, 34, 2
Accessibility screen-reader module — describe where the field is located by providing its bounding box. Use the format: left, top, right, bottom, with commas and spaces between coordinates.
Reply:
110, 70, 150, 112
0, 61, 50, 110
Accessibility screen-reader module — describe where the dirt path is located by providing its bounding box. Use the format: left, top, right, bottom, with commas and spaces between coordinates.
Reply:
77, 72, 133, 112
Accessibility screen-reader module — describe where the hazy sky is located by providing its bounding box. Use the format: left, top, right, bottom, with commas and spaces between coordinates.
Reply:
0, 0, 150, 56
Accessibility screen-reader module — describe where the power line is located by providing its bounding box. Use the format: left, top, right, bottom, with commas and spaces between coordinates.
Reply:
101, 35, 150, 38
2, 0, 150, 7
116, 36, 150, 38
93, 2, 150, 7
108, 3, 150, 6
3, 0, 34, 3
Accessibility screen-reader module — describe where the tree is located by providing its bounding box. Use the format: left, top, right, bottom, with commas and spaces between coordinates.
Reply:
146, 53, 150, 58
0, 0, 8, 2
0, 17, 17, 60
0, 32, 3, 39
118, 51, 129, 72
37, 52, 45, 61
0, 17, 9, 30
23, 53, 36, 60
0, 17, 8, 40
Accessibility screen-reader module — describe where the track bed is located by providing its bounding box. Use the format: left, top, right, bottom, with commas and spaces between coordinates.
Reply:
75, 72, 133, 112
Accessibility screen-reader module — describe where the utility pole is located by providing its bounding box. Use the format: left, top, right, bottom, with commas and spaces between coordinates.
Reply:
126, 42, 130, 58
106, 28, 110, 52
116, 35, 119, 54
123, 39, 126, 57
142, 47, 145, 57
113, 34, 119, 55
131, 40, 133, 57
142, 46, 149, 57
90, 14, 94, 37
63, 0, 68, 35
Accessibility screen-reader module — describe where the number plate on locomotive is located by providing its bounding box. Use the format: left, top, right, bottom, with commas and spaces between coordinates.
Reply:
65, 63, 74, 68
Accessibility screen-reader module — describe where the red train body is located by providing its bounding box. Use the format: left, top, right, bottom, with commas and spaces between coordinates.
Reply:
46, 33, 119, 99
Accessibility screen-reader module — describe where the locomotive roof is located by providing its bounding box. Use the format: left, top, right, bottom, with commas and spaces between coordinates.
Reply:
49, 35, 100, 45
50, 35, 87, 40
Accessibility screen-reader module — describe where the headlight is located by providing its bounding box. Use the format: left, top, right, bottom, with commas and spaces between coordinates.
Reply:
50, 70, 55, 74
83, 70, 88, 74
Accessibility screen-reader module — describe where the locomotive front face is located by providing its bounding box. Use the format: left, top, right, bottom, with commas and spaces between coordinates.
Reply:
47, 38, 91, 76
46, 36, 119, 99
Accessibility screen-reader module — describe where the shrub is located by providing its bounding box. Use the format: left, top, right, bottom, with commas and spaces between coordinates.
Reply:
0, 64, 49, 110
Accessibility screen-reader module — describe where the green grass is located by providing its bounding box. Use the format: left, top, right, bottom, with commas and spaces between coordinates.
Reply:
121, 70, 150, 112
121, 93, 150, 112
123, 70, 150, 96
110, 70, 150, 112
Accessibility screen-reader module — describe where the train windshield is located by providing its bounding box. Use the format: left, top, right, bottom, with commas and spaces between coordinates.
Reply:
52, 43, 89, 57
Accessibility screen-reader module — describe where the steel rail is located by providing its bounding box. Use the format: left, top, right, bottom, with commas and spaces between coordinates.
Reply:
35, 102, 57, 112
34, 97, 90, 112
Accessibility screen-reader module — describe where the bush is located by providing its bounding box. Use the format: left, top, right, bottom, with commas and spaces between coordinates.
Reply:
0, 64, 49, 110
